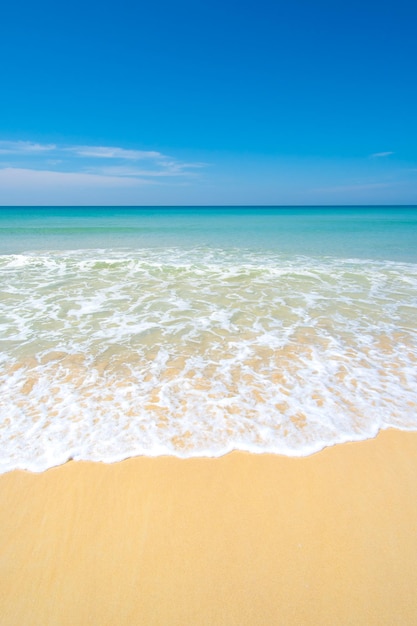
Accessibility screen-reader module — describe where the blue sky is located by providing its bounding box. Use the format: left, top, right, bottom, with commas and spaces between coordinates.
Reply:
0, 0, 416, 205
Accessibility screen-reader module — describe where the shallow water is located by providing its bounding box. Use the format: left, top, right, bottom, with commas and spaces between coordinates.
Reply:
0, 207, 416, 471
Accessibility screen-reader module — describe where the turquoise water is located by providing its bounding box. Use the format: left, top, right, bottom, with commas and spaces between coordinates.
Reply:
0, 206, 417, 260
0, 206, 416, 471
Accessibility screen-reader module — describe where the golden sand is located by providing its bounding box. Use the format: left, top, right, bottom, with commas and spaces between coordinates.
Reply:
1, 429, 417, 625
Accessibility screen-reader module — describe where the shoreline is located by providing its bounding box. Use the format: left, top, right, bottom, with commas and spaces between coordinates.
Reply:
2, 428, 417, 625
2, 424, 416, 474
0, 428, 405, 475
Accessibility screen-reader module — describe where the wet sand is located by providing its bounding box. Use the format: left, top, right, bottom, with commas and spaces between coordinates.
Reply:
1, 429, 417, 625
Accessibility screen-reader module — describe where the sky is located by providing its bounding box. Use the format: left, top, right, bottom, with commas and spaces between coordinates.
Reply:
0, 0, 416, 205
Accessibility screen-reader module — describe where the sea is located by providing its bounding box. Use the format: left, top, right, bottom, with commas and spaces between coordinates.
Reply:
1, 206, 416, 472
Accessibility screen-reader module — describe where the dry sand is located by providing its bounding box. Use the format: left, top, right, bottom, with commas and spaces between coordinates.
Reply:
1, 429, 417, 625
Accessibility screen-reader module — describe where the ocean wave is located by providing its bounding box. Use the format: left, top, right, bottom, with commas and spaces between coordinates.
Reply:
1, 248, 416, 472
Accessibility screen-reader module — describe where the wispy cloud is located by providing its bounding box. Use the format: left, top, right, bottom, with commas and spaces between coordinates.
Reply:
0, 139, 206, 184
0, 167, 150, 187
0, 140, 56, 154
0, 167, 158, 205
370, 151, 394, 158
88, 165, 203, 178
69, 145, 162, 160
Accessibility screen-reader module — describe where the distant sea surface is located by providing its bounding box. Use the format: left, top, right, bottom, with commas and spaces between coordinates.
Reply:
1, 206, 416, 472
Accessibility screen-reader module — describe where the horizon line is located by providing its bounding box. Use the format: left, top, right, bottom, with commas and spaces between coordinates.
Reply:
1, 204, 417, 209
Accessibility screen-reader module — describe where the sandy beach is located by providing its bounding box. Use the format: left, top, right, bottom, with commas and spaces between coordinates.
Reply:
1, 428, 417, 625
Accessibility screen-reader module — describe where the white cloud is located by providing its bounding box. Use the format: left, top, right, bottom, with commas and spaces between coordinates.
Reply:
0, 167, 151, 188
69, 146, 163, 160
0, 140, 56, 154
370, 151, 394, 158
0, 138, 206, 196
0, 167, 160, 205
89, 164, 204, 178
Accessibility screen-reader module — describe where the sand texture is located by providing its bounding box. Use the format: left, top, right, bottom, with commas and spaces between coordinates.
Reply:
1, 429, 417, 625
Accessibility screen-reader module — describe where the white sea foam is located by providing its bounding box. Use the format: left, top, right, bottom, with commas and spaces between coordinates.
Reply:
0, 248, 416, 472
